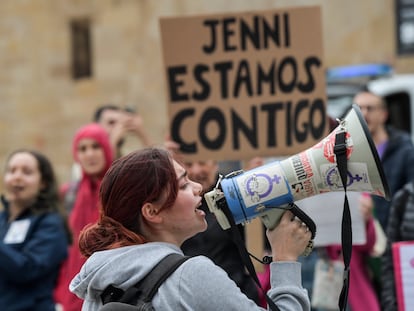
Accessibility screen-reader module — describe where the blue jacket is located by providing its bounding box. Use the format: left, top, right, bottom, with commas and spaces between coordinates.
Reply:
0, 205, 68, 311
373, 126, 414, 230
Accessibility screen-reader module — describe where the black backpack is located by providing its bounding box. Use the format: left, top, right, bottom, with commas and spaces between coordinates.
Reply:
99, 253, 190, 311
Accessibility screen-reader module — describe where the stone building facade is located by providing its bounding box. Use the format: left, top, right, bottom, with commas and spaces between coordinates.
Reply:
1, 0, 412, 266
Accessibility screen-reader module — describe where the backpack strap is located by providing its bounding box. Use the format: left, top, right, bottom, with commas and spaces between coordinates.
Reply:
101, 253, 189, 306
137, 253, 189, 302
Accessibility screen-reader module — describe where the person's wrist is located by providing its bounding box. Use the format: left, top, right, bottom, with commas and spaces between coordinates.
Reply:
272, 253, 298, 262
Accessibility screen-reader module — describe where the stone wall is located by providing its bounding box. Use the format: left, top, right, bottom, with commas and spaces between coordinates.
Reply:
0, 0, 410, 186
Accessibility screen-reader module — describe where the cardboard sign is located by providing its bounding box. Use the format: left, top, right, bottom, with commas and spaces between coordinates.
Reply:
392, 241, 414, 311
160, 6, 328, 161
296, 192, 367, 247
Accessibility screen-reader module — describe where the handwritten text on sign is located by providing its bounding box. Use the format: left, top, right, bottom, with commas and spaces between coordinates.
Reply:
160, 6, 328, 161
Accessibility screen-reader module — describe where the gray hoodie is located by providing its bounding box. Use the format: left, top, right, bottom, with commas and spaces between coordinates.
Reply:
70, 242, 310, 310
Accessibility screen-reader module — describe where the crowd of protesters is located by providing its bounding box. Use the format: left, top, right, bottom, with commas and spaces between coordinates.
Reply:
1, 89, 414, 311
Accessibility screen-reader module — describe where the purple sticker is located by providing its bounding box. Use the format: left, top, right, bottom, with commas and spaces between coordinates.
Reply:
245, 173, 282, 200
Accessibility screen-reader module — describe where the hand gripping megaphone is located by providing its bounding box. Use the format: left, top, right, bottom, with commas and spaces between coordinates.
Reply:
204, 104, 390, 248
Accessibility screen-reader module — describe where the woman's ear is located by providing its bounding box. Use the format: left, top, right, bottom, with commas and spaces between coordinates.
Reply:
141, 202, 163, 224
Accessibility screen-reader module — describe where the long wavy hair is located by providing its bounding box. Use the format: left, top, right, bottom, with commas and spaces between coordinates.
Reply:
79, 147, 179, 258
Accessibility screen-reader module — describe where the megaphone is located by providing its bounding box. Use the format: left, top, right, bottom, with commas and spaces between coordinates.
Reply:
204, 104, 390, 232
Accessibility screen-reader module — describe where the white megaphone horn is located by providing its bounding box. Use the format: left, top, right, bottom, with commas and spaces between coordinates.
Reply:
204, 104, 390, 234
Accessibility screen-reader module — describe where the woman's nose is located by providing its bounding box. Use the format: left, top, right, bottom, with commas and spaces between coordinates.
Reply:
194, 181, 203, 195
10, 170, 23, 180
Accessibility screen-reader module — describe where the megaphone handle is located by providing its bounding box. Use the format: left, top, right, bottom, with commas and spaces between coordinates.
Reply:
288, 203, 316, 257
261, 203, 316, 259
289, 203, 316, 240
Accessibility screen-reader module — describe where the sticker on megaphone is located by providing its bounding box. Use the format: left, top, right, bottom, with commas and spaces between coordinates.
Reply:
204, 164, 293, 229
204, 166, 315, 230
204, 170, 316, 256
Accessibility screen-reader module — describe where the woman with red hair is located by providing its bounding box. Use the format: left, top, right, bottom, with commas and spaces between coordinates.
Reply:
69, 147, 311, 310
55, 123, 113, 311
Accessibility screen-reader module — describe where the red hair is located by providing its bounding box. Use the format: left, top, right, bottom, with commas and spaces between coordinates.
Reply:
79, 147, 179, 257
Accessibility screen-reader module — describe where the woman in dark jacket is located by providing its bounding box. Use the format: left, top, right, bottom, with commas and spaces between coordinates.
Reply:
381, 181, 414, 311
0, 149, 69, 311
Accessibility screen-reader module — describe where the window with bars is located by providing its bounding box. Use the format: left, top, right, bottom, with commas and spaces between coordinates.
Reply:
71, 18, 92, 79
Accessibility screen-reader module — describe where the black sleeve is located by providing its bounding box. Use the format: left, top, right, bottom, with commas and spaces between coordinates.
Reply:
381, 185, 409, 311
